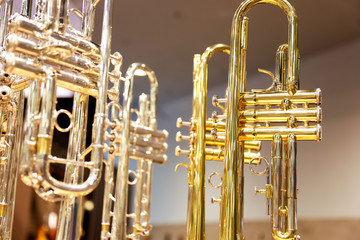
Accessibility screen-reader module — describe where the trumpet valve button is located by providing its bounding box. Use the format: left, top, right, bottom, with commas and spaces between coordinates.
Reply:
176, 131, 190, 142
175, 146, 190, 156
176, 117, 190, 128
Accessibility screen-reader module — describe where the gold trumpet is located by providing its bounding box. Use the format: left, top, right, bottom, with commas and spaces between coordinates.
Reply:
175, 44, 262, 239
175, 44, 261, 239
101, 63, 168, 240
175, 0, 322, 239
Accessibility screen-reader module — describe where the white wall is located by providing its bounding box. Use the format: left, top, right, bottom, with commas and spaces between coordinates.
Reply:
150, 38, 360, 225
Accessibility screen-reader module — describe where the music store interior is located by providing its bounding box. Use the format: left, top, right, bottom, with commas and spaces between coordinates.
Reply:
2, 0, 360, 239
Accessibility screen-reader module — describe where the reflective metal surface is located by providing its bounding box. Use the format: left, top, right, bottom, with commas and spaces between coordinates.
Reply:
101, 63, 168, 239
0, 0, 28, 238
0, 0, 168, 239
175, 0, 322, 239
175, 44, 263, 240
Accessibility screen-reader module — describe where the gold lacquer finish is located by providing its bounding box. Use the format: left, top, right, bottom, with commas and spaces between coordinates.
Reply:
175, 44, 264, 240
175, 1, 322, 240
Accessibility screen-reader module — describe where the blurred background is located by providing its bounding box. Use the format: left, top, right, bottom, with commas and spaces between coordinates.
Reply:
11, 0, 360, 239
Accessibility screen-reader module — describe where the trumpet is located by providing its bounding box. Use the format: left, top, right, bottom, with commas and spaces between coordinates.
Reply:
175, 44, 262, 239
0, 0, 32, 238
101, 63, 168, 240
175, 0, 322, 239
3, 0, 118, 238
4, 0, 118, 198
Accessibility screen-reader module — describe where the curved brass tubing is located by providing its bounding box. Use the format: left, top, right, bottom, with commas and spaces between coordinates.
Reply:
104, 63, 168, 240
221, 1, 299, 239
189, 44, 230, 240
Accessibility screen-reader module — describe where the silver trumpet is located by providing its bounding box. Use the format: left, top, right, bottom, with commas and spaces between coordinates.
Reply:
4, 0, 117, 198
2, 0, 119, 239
0, 0, 32, 239
101, 63, 168, 240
